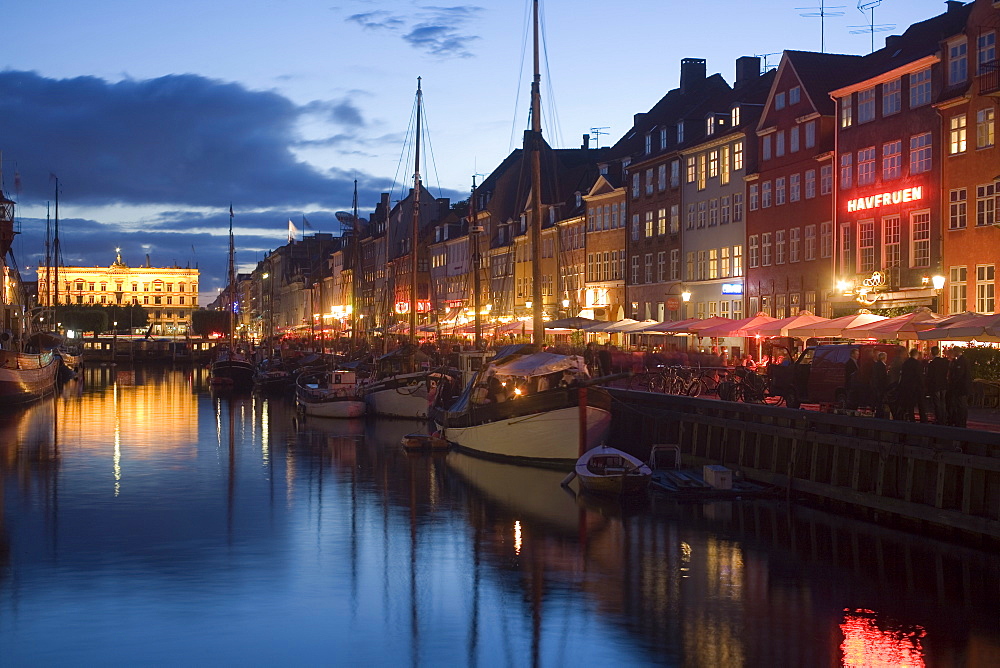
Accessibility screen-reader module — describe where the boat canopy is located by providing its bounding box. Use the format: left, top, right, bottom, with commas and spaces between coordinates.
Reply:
490, 352, 587, 379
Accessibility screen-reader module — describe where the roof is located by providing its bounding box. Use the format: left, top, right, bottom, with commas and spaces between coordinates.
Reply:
783, 51, 866, 116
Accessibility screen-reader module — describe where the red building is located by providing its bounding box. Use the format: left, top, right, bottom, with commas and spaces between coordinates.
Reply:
746, 51, 862, 318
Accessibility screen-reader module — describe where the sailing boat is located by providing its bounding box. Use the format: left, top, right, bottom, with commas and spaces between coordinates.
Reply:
435, 1, 613, 465
360, 78, 459, 419
0, 169, 59, 404
210, 205, 255, 389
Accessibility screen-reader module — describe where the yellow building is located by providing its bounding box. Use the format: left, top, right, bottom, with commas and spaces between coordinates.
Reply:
37, 251, 199, 335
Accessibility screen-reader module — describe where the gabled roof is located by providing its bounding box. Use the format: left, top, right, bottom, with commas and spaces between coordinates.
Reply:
783, 51, 865, 116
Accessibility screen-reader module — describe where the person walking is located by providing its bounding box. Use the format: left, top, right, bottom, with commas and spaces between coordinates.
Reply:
948, 347, 973, 428
870, 351, 890, 419
844, 348, 860, 409
926, 345, 950, 425
897, 348, 927, 422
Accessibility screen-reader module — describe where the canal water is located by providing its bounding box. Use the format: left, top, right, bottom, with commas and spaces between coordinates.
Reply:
1, 367, 998, 666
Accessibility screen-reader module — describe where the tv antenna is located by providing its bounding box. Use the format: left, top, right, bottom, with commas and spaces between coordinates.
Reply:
797, 1, 846, 53
754, 52, 782, 72
850, 0, 894, 54
589, 127, 610, 149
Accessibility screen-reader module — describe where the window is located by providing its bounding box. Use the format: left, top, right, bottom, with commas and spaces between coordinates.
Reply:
977, 183, 996, 226
949, 39, 968, 85
857, 88, 875, 123
657, 251, 666, 282
909, 68, 931, 107
645, 210, 654, 237
949, 189, 967, 230
882, 78, 901, 116
670, 249, 680, 280
731, 105, 741, 126
658, 164, 667, 190
776, 131, 785, 157
977, 265, 995, 313
708, 150, 719, 178
645, 133, 652, 154
775, 91, 786, 110
686, 157, 696, 183
977, 108, 995, 149
820, 222, 833, 258
660, 127, 668, 149
686, 252, 695, 281
733, 193, 744, 222
706, 116, 715, 136
732, 298, 743, 320
805, 169, 816, 199
804, 224, 817, 261
785, 173, 799, 204
883, 215, 900, 267
697, 251, 706, 281
631, 255, 639, 284
708, 249, 718, 279
840, 224, 853, 275
645, 168, 654, 195
840, 96, 853, 128
857, 147, 875, 185
911, 211, 930, 268
790, 126, 799, 153
749, 235, 759, 268
790, 227, 801, 263
762, 232, 772, 266
657, 207, 667, 235
677, 123, 685, 144
909, 133, 932, 174
721, 246, 730, 277
697, 201, 707, 228
776, 230, 786, 264
950, 266, 967, 313
804, 120, 816, 148
721, 145, 731, 185
670, 160, 680, 187
763, 134, 772, 161
749, 184, 759, 211
979, 32, 997, 74
686, 204, 695, 229
733, 245, 743, 277
709, 199, 719, 226
644, 254, 653, 283
789, 86, 801, 105
858, 220, 875, 273
882, 140, 902, 180
821, 164, 832, 195
733, 142, 744, 171
670, 204, 680, 234
631, 173, 640, 198
776, 177, 786, 205
840, 152, 852, 188
762, 181, 772, 208
950, 114, 967, 154
631, 214, 640, 241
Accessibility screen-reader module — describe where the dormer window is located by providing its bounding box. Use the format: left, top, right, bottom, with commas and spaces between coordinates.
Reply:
676, 122, 685, 144
659, 127, 668, 149
706, 116, 715, 136
645, 132, 652, 154
731, 105, 741, 127
949, 38, 968, 85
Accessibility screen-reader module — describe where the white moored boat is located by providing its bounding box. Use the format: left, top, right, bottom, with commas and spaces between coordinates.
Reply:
296, 369, 366, 418
435, 346, 612, 466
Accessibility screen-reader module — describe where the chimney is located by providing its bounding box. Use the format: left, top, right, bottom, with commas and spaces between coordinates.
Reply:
680, 58, 707, 93
634, 112, 647, 127
946, 0, 962, 12
582, 133, 590, 150
735, 56, 761, 89
885, 34, 903, 49
145, 253, 151, 268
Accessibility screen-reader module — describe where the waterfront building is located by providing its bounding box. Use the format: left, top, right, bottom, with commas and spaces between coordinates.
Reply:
37, 251, 199, 335
745, 50, 863, 319
582, 162, 627, 322
829, 2, 972, 315
939, 0, 1000, 315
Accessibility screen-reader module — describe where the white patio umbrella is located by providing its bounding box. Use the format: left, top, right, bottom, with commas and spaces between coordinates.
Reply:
584, 318, 639, 333
843, 307, 940, 339
918, 312, 1000, 342
787, 312, 888, 338
749, 312, 830, 337
697, 313, 778, 338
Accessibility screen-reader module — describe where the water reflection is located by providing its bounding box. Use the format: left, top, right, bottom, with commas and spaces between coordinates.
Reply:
0, 368, 998, 665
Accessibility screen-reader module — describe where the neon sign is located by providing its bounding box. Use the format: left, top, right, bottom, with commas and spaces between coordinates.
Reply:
394, 301, 432, 314
721, 283, 743, 295
847, 187, 923, 212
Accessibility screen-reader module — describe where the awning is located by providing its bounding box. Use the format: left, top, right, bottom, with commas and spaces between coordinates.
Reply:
787, 312, 888, 338
640, 317, 702, 333
751, 312, 830, 337
843, 307, 940, 339
917, 312, 1000, 341
697, 314, 778, 338
545, 316, 601, 330
584, 318, 639, 332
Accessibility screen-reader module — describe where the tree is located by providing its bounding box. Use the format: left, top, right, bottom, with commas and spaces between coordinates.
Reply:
191, 309, 230, 337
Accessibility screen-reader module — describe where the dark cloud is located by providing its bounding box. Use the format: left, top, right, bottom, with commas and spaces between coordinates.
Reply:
346, 5, 482, 58
0, 70, 381, 210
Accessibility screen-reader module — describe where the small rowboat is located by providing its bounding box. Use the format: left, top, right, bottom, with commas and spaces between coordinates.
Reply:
574, 445, 651, 496
401, 432, 451, 452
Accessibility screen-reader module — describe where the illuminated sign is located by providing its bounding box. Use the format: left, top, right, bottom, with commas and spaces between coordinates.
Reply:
394, 301, 432, 314
847, 187, 923, 213
721, 283, 743, 295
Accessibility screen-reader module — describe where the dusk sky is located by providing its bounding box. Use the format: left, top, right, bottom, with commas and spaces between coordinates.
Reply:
3, 0, 951, 301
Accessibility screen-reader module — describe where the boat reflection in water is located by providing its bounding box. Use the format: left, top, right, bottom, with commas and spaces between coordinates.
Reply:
0, 368, 998, 664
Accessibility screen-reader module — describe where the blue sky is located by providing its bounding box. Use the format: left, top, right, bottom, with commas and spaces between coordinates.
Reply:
2, 0, 952, 300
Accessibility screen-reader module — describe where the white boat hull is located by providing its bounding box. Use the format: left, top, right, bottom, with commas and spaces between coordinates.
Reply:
364, 385, 431, 419
298, 398, 367, 418
441, 404, 611, 464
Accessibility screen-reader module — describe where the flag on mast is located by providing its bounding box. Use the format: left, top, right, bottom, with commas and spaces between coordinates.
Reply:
287, 219, 298, 244
302, 215, 313, 230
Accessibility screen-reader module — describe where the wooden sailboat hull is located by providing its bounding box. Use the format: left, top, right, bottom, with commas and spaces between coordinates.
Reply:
575, 445, 652, 496
0, 351, 59, 405
298, 398, 366, 418
210, 359, 255, 389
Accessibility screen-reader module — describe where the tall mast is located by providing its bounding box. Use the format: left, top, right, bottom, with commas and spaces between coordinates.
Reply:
351, 179, 360, 353
45, 203, 51, 319
228, 204, 235, 347
409, 77, 423, 347
53, 177, 60, 324
471, 175, 482, 349
527, 0, 545, 345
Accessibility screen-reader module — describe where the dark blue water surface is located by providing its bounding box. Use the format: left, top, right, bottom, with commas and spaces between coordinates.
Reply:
2, 366, 999, 666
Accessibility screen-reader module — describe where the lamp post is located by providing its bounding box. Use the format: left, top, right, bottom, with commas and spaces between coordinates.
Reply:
931, 274, 945, 313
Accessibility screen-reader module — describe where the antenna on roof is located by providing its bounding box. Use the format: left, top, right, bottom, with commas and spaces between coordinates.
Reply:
754, 52, 782, 72
797, 1, 847, 53
850, 0, 894, 54
589, 127, 610, 149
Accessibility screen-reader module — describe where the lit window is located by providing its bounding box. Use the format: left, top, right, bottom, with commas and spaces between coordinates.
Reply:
686, 157, 696, 183
950, 266, 968, 313
731, 105, 741, 126
840, 96, 853, 128
977, 265, 995, 313
949, 114, 967, 154
733, 142, 744, 171
708, 150, 719, 178
977, 108, 995, 149
657, 207, 667, 235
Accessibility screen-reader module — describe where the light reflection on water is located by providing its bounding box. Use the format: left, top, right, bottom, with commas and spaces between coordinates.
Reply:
1, 367, 998, 666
